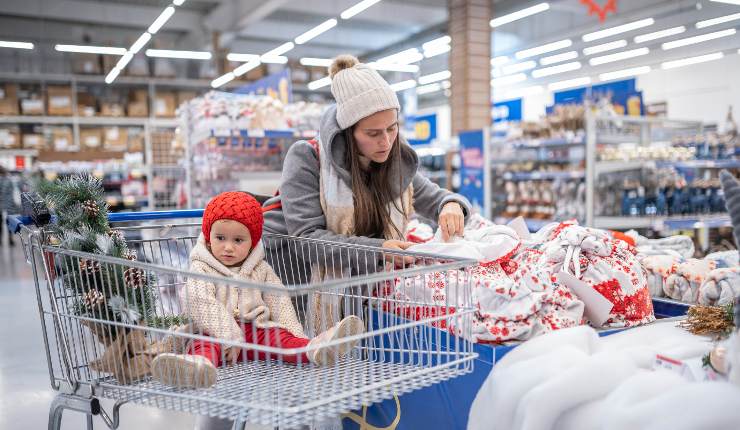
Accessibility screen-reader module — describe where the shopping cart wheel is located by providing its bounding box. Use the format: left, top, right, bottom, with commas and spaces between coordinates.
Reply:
48, 394, 100, 430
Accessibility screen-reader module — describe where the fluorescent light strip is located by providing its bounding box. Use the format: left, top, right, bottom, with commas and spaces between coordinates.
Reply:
116, 52, 134, 70
227, 53, 260, 62
423, 44, 451, 58
130, 33, 152, 54
491, 73, 527, 88
211, 72, 235, 88
377, 48, 424, 65
599, 66, 651, 82
531, 61, 581, 78
261, 56, 288, 64
295, 19, 338, 45
263, 42, 294, 59
548, 77, 591, 91
390, 79, 417, 92
145, 49, 212, 60
368, 62, 420, 73
417, 82, 444, 95
539, 51, 578, 66
0, 40, 34, 50
173, 0, 186, 5
300, 57, 332, 67
515, 39, 572, 60
661, 52, 724, 69
104, 67, 120, 84
662, 28, 737, 50
341, 0, 383, 20
634, 26, 686, 44
422, 36, 451, 51
148, 6, 175, 35
582, 18, 655, 42
710, 0, 740, 4
308, 76, 332, 90
55, 44, 126, 55
490, 2, 550, 28
502, 60, 537, 74
491, 56, 510, 67
233, 60, 261, 77
696, 12, 740, 29
418, 70, 451, 85
503, 85, 544, 98
589, 47, 650, 66
582, 39, 627, 56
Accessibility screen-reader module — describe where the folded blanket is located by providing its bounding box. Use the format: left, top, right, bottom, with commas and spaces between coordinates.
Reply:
626, 230, 695, 259
663, 259, 717, 303
641, 255, 682, 298
697, 267, 740, 306
704, 250, 739, 268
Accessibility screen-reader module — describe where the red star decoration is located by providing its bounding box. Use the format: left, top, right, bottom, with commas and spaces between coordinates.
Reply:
580, 0, 618, 22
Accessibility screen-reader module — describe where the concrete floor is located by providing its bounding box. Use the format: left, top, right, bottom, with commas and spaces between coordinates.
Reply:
0, 242, 196, 430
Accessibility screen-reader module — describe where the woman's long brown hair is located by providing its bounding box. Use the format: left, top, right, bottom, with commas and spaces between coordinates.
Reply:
344, 127, 414, 239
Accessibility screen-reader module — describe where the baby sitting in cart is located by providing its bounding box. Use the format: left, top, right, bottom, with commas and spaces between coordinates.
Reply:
151, 191, 364, 388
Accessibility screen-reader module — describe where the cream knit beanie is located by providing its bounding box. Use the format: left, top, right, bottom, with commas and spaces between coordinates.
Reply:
329, 55, 400, 130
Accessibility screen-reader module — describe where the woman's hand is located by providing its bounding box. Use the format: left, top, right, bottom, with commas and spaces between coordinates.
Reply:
382, 239, 416, 267
224, 346, 241, 365
439, 202, 465, 242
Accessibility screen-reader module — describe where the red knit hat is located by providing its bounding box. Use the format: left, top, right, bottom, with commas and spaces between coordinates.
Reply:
202, 191, 263, 248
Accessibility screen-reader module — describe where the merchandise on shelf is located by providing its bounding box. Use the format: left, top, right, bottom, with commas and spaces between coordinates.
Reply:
0, 83, 20, 115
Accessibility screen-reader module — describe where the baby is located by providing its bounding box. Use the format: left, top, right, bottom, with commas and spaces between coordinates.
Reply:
151, 191, 364, 388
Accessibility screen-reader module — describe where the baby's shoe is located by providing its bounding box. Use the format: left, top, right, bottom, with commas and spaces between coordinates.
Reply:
308, 316, 364, 366
151, 353, 217, 388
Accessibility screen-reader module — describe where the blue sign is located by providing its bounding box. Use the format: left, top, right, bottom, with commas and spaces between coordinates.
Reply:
492, 98, 523, 123
406, 113, 438, 146
458, 129, 487, 216
234, 68, 293, 104
549, 78, 644, 116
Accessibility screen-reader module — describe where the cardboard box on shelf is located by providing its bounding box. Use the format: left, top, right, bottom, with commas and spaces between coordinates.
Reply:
50, 127, 75, 152
154, 92, 176, 117
291, 66, 310, 84
20, 97, 44, 115
101, 102, 125, 117
177, 91, 198, 107
72, 53, 101, 75
22, 133, 45, 150
103, 126, 129, 152
47, 85, 74, 116
130, 89, 148, 102
0, 84, 19, 115
77, 93, 97, 117
127, 101, 148, 117
127, 128, 145, 152
80, 128, 103, 151
245, 64, 268, 81
127, 54, 149, 77
0, 127, 21, 149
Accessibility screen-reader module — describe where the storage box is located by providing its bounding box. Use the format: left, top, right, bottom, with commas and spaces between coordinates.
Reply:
20, 97, 44, 115
0, 127, 20, 149
77, 93, 97, 117
127, 101, 148, 117
154, 92, 176, 117
0, 84, 19, 115
103, 126, 129, 151
130, 89, 148, 102
80, 128, 103, 151
47, 85, 73, 116
177, 91, 198, 107
127, 128, 145, 152
50, 127, 75, 151
22, 133, 44, 150
72, 53, 101, 75
245, 64, 268, 81
101, 102, 125, 117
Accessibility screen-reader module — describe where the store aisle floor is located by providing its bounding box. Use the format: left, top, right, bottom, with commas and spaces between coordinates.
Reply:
0, 244, 195, 430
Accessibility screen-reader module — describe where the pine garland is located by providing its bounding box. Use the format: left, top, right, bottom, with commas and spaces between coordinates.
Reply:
35, 173, 157, 339
679, 303, 735, 338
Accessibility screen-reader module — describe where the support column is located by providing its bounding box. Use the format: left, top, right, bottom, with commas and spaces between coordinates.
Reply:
449, 0, 491, 134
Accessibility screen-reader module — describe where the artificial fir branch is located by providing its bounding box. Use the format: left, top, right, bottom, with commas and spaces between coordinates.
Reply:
679, 303, 735, 338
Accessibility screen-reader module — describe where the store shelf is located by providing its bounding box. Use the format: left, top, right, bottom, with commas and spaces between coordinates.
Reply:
502, 170, 585, 181
0, 115, 179, 127
593, 215, 731, 230
506, 137, 584, 148
595, 160, 654, 175
0, 72, 213, 89
0, 149, 39, 156
656, 159, 740, 169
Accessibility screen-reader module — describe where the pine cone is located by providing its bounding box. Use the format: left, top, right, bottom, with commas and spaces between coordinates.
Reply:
123, 249, 138, 261
107, 229, 125, 244
124, 267, 145, 289
83, 289, 106, 309
82, 200, 100, 218
79, 259, 101, 275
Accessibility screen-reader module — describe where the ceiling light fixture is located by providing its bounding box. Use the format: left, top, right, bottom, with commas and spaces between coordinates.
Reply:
148, 6, 175, 35
377, 48, 424, 65
539, 51, 578, 66
589, 47, 650, 66
515, 39, 572, 60
490, 3, 550, 28
211, 72, 235, 88
491, 73, 527, 88
416, 82, 444, 95
341, 0, 383, 20
390, 79, 417, 92
531, 61, 581, 78
145, 49, 212, 59
55, 44, 126, 55
696, 12, 740, 29
582, 18, 654, 42
422, 36, 451, 51
662, 28, 736, 50
262, 42, 294, 59
173, 0, 186, 5
227, 53, 261, 62
491, 56, 510, 67
548, 77, 592, 91
368, 62, 420, 73
634, 26, 686, 44
104, 67, 120, 84
130, 32, 152, 54
599, 66, 651, 82
260, 56, 289, 64
661, 52, 724, 69
423, 44, 451, 58
308, 76, 332, 90
294, 19, 338, 45
418, 70, 451, 85
503, 60, 538, 74
233, 60, 262, 77
582, 39, 627, 56
300, 57, 332, 67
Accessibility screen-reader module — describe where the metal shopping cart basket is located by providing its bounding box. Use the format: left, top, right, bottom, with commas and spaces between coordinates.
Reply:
10, 209, 477, 429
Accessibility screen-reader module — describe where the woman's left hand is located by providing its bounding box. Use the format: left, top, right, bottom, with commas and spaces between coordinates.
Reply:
438, 202, 465, 242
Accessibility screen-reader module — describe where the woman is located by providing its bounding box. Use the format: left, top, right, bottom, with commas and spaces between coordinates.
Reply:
263, 55, 471, 283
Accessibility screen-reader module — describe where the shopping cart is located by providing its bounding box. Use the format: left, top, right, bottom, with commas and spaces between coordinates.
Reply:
10, 209, 477, 430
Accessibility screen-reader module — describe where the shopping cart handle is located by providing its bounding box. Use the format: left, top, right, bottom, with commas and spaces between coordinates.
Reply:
107, 209, 204, 222
7, 214, 32, 234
